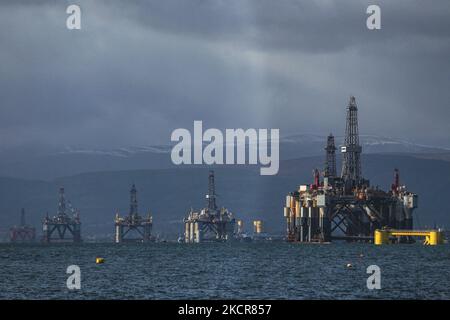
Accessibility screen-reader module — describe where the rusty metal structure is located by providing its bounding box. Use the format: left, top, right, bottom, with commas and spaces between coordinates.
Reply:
184, 170, 236, 243
284, 96, 418, 243
42, 187, 81, 243
114, 184, 153, 243
9, 208, 36, 242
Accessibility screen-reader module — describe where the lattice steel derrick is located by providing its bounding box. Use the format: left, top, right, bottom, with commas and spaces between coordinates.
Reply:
129, 184, 138, 216
57, 187, 66, 216
207, 170, 217, 211
324, 133, 337, 178
341, 96, 362, 184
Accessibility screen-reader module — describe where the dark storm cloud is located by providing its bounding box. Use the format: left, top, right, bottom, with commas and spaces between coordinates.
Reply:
0, 0, 449, 148
115, 0, 450, 53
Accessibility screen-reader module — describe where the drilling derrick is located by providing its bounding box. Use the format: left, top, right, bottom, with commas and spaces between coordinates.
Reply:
284, 96, 418, 243
341, 96, 363, 190
207, 170, 217, 211
130, 184, 138, 216
9, 208, 36, 242
114, 184, 153, 243
324, 134, 337, 182
184, 170, 236, 243
42, 187, 81, 243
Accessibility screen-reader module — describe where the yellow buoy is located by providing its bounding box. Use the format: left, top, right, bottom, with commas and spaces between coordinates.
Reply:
374, 229, 389, 245
96, 257, 104, 264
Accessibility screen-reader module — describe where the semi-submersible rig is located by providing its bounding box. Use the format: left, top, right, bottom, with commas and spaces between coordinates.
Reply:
184, 170, 236, 243
39, 184, 154, 243
284, 96, 418, 243
9, 208, 35, 242
114, 184, 153, 243
42, 187, 81, 243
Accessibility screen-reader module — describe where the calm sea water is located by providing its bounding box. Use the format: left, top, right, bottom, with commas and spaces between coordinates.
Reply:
0, 242, 449, 299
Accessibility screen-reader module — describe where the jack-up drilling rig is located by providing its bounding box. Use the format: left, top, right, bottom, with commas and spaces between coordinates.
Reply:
184, 170, 236, 243
284, 96, 418, 243
42, 187, 81, 243
10, 208, 36, 242
114, 184, 153, 243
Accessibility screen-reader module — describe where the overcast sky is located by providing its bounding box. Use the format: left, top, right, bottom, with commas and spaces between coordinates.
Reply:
0, 0, 449, 149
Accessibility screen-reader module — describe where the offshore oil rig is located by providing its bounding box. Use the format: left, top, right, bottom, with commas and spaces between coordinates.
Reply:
184, 170, 236, 243
9, 208, 36, 242
42, 187, 81, 243
284, 96, 418, 243
114, 184, 153, 243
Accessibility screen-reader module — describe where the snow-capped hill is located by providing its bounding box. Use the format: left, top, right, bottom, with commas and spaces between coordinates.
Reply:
281, 133, 450, 156
0, 134, 449, 180
359, 135, 450, 153
56, 134, 449, 159
280, 133, 327, 144
58, 145, 172, 158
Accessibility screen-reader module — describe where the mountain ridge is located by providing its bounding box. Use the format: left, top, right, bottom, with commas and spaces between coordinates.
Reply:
2, 134, 450, 180
0, 153, 449, 241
